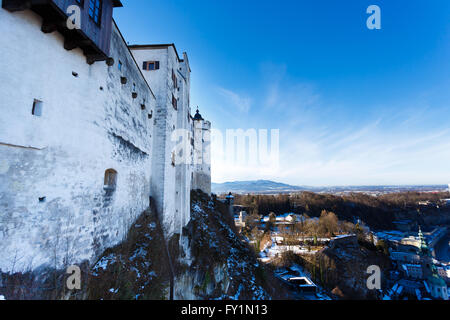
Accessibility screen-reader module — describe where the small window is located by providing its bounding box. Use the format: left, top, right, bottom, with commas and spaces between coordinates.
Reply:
118, 60, 122, 71
104, 169, 117, 190
89, 0, 102, 25
172, 94, 177, 110
172, 69, 177, 88
32, 99, 43, 117
143, 61, 159, 71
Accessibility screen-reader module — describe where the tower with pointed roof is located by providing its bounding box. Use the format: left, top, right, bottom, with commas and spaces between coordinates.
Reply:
192, 107, 211, 195
418, 226, 431, 257
417, 226, 448, 300
193, 108, 204, 121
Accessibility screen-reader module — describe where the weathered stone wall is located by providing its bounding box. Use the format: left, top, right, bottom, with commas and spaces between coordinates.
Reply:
192, 119, 211, 195
0, 7, 155, 272
0, 1, 212, 274
175, 52, 194, 235
130, 46, 202, 237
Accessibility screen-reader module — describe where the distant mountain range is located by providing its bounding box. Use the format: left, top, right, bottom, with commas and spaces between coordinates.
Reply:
212, 180, 307, 194
211, 180, 448, 195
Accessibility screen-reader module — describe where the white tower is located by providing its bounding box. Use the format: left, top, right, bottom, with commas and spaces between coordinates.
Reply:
192, 108, 211, 195
129, 44, 192, 236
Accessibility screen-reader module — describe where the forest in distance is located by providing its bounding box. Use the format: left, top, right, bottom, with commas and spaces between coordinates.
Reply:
229, 191, 450, 230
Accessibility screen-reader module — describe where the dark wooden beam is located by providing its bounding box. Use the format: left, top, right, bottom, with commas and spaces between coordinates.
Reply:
86, 53, 105, 65
41, 20, 58, 33
64, 38, 79, 51
105, 57, 115, 67
3, 0, 109, 65
65, 35, 97, 51
2, 0, 32, 12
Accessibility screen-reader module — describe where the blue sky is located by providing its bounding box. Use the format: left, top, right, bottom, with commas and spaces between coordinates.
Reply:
115, 1, 450, 186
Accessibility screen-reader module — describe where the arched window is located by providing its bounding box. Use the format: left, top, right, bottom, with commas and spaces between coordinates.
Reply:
104, 169, 117, 191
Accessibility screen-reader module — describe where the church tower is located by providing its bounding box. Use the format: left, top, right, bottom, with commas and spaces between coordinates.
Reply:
192, 108, 211, 195
418, 226, 448, 300
418, 226, 431, 257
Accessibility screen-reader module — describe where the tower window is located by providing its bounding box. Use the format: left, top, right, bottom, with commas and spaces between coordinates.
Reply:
89, 0, 102, 25
32, 99, 43, 117
171, 151, 176, 167
172, 69, 177, 88
143, 61, 159, 70
118, 60, 122, 71
104, 169, 117, 191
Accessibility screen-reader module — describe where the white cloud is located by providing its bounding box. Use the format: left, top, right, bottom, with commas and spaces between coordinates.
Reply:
211, 67, 450, 186
216, 87, 252, 113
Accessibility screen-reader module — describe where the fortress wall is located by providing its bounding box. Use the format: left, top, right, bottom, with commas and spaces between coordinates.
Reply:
0, 8, 155, 272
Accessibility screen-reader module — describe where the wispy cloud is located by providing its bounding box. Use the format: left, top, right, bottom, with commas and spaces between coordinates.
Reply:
216, 87, 252, 113
211, 66, 450, 186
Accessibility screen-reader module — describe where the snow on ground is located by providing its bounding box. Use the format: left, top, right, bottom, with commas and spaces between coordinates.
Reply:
190, 195, 271, 300
274, 264, 307, 281
92, 254, 117, 275
130, 247, 147, 262
273, 265, 331, 300
289, 264, 307, 277
315, 292, 332, 300
264, 243, 319, 259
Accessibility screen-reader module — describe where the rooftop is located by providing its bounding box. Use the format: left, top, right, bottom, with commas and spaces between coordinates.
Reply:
128, 43, 189, 67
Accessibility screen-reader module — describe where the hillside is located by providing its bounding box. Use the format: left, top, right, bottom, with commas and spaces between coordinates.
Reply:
212, 180, 448, 195
88, 190, 289, 300
0, 191, 290, 300
212, 180, 307, 194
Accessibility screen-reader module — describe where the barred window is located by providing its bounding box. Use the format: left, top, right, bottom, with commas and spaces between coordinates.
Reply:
89, 0, 102, 25
143, 61, 160, 71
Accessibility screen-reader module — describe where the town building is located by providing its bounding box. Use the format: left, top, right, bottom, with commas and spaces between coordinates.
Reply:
417, 227, 448, 300
390, 227, 449, 300
401, 264, 423, 279
0, 0, 211, 272
391, 251, 421, 264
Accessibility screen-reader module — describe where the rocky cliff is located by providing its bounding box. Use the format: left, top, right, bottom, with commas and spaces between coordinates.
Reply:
61, 190, 287, 300
171, 190, 288, 299
305, 238, 392, 299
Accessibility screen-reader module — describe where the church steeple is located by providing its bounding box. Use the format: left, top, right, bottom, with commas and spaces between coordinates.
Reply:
418, 226, 431, 257
193, 107, 204, 121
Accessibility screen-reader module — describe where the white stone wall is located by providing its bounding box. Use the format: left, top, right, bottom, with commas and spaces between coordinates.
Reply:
0, 7, 155, 272
0, 2, 212, 274
175, 53, 193, 235
192, 119, 212, 195
130, 48, 171, 233
130, 46, 200, 237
